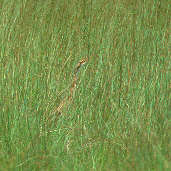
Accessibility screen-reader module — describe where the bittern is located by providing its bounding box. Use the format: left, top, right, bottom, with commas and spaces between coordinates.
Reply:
54, 58, 88, 115
40, 58, 88, 136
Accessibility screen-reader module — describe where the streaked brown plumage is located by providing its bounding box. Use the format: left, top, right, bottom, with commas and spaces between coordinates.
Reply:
54, 58, 88, 115
40, 58, 88, 136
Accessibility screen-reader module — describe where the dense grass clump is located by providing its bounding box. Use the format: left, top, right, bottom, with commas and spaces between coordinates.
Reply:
0, 0, 170, 170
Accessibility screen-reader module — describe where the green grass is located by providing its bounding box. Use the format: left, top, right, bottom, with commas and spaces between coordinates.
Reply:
0, 0, 170, 170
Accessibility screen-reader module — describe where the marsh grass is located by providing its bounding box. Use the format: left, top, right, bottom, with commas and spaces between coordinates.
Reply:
0, 0, 170, 170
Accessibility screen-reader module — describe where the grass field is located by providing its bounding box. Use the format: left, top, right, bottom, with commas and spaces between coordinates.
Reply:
0, 0, 170, 170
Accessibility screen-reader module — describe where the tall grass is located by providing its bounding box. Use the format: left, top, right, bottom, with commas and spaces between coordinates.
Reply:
0, 0, 170, 170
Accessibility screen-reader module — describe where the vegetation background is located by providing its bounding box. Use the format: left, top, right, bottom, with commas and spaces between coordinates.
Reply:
0, 0, 170, 170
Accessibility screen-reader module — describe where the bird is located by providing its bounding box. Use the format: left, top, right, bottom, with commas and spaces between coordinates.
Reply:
54, 58, 88, 115
40, 58, 88, 136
